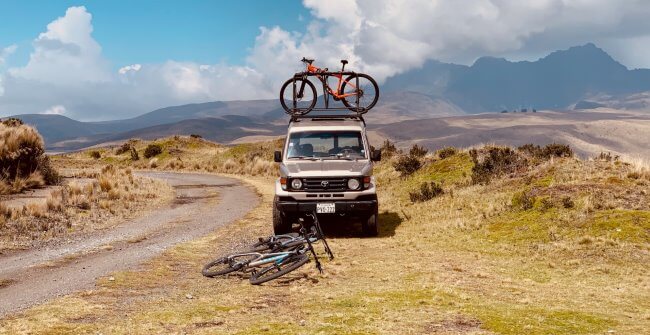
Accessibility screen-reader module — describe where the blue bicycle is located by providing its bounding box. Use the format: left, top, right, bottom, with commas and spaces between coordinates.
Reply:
202, 212, 333, 285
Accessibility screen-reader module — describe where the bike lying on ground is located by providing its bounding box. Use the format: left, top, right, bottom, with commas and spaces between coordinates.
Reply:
202, 212, 333, 285
279, 58, 379, 115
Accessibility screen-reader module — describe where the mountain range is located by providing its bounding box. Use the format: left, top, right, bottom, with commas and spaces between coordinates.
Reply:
5, 43, 650, 151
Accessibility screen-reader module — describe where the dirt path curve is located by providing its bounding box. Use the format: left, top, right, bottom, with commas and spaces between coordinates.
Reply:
0, 172, 259, 317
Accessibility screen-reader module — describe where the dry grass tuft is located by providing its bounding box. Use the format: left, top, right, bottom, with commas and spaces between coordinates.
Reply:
0, 119, 59, 195
0, 165, 173, 250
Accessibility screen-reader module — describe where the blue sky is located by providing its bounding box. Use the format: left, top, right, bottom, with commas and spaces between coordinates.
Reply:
0, 0, 311, 69
2, 1, 650, 120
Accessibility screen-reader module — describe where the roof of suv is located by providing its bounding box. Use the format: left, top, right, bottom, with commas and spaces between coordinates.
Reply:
288, 118, 365, 132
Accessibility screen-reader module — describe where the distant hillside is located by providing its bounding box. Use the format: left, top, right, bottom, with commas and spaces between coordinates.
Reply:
370, 109, 650, 158
47, 115, 285, 151
383, 43, 650, 112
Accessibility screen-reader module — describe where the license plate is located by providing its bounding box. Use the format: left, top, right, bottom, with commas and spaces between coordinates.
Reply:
316, 203, 335, 214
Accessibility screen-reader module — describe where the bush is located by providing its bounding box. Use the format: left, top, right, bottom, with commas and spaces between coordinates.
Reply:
470, 146, 526, 185
0, 120, 59, 193
380, 139, 398, 157
144, 144, 162, 158
561, 196, 575, 209
1, 117, 24, 127
409, 182, 444, 203
130, 147, 140, 161
115, 142, 131, 155
37, 155, 60, 185
542, 143, 573, 158
436, 147, 457, 159
393, 155, 422, 177
409, 144, 428, 158
190, 134, 202, 139
512, 191, 534, 210
89, 151, 101, 159
518, 143, 573, 160
595, 152, 618, 162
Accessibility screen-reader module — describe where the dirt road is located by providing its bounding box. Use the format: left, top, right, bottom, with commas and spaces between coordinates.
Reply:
0, 172, 259, 317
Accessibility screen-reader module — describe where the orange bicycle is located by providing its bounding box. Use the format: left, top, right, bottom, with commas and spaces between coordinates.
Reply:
279, 58, 379, 115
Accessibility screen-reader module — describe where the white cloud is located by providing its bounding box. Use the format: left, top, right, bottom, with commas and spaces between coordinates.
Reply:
2, 2, 650, 120
0, 45, 17, 66
0, 6, 274, 120
9, 6, 111, 84
43, 105, 66, 115
252, 0, 650, 81
118, 64, 141, 74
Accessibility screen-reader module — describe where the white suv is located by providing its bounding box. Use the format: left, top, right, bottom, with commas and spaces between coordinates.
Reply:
273, 116, 381, 236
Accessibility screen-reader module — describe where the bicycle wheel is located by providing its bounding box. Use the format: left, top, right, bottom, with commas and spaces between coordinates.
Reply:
340, 73, 379, 112
249, 253, 310, 285
248, 233, 300, 253
202, 256, 249, 277
279, 77, 317, 115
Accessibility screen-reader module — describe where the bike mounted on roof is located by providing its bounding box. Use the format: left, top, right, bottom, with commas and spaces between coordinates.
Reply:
280, 58, 380, 116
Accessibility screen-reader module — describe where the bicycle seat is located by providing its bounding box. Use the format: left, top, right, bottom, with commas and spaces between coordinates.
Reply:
341, 59, 348, 65
302, 57, 315, 64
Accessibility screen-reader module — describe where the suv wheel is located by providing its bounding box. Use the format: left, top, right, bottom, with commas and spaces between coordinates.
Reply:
273, 200, 291, 235
362, 209, 379, 237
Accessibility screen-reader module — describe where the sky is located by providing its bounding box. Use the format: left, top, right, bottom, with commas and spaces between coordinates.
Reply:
2, 0, 650, 121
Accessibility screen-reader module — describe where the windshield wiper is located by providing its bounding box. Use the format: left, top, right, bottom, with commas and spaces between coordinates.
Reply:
326, 154, 355, 161
289, 155, 319, 160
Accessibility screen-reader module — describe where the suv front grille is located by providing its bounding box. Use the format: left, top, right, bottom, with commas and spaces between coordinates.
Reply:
302, 178, 347, 192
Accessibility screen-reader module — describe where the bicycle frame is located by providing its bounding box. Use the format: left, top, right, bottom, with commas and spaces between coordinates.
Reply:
291, 62, 362, 111
305, 63, 358, 99
228, 250, 300, 271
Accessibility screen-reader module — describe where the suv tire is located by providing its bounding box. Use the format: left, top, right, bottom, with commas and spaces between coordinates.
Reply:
362, 209, 379, 237
273, 199, 291, 235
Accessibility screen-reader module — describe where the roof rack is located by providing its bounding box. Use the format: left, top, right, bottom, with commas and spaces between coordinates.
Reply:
290, 112, 365, 125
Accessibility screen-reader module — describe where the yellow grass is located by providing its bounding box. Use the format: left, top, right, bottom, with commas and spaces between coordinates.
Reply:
53, 135, 283, 177
2, 143, 648, 334
0, 165, 173, 251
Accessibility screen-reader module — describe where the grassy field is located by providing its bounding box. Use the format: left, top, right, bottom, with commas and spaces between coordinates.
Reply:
1, 140, 648, 334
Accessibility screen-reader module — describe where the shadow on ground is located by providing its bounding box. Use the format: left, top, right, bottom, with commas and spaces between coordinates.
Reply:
319, 211, 402, 238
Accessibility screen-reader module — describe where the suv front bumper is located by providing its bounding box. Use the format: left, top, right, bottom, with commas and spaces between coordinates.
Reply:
275, 195, 378, 215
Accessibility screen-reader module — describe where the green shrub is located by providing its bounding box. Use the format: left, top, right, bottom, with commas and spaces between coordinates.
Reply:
144, 144, 163, 158
409, 144, 428, 158
542, 143, 573, 158
393, 155, 422, 177
409, 182, 444, 203
89, 151, 101, 159
469, 146, 527, 184
115, 142, 131, 155
380, 139, 398, 157
130, 147, 140, 161
512, 191, 534, 210
436, 146, 457, 159
561, 196, 575, 209
518, 143, 573, 160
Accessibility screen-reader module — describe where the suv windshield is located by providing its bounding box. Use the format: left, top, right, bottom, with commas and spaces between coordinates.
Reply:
287, 131, 366, 159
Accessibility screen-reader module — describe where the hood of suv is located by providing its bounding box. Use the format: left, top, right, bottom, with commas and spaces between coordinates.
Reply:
281, 159, 372, 177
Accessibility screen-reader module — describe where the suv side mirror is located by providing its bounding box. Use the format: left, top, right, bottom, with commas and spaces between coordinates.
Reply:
371, 149, 381, 162
274, 150, 282, 162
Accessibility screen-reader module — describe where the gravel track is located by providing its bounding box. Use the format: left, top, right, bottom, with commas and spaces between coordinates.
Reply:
0, 172, 259, 317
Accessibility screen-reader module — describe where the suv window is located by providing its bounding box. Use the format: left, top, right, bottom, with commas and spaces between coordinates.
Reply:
287, 131, 365, 159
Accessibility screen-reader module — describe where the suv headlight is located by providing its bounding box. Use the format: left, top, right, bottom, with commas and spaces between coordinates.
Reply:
291, 178, 303, 190
347, 178, 360, 190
